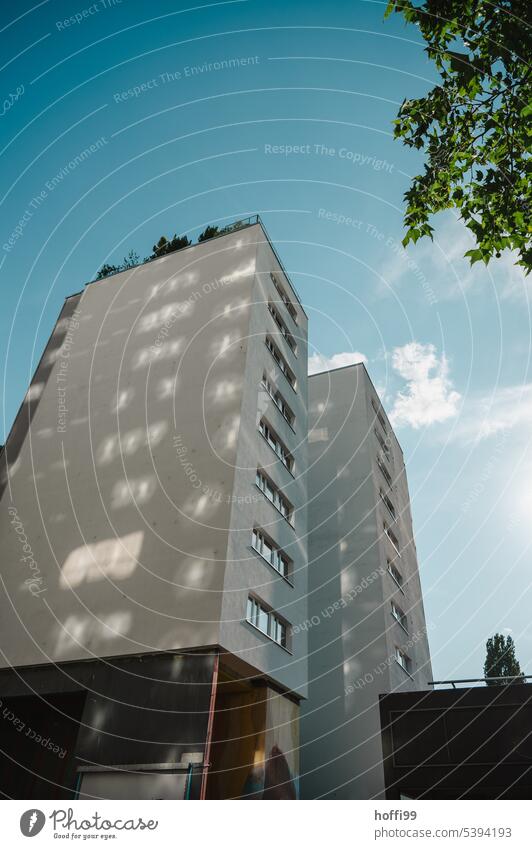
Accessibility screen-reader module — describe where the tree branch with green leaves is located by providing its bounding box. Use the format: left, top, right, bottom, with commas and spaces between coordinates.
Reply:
385, 0, 531, 272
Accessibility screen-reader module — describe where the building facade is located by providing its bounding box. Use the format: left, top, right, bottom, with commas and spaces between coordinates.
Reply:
300, 364, 432, 799
0, 219, 308, 799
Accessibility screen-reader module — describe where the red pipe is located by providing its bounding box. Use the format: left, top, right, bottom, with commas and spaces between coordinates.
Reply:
200, 651, 219, 800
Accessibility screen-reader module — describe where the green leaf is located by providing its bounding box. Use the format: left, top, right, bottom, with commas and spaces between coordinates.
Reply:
464, 248, 483, 264
386, 0, 532, 274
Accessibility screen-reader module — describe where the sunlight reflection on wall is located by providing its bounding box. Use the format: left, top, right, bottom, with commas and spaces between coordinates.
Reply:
97, 421, 168, 465
110, 477, 156, 509
54, 611, 133, 657
60, 530, 143, 588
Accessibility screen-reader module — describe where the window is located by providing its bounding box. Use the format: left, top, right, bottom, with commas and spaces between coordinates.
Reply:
391, 600, 408, 632
266, 336, 296, 389
270, 271, 298, 324
247, 596, 269, 634
384, 522, 401, 554
256, 469, 294, 523
387, 559, 403, 590
377, 456, 393, 487
372, 397, 387, 432
270, 615, 287, 647
252, 528, 291, 579
395, 646, 412, 674
380, 489, 396, 519
268, 303, 297, 353
246, 596, 289, 648
258, 418, 294, 473
262, 373, 295, 427
374, 427, 391, 461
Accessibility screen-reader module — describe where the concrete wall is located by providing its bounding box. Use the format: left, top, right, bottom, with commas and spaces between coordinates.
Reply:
300, 364, 432, 799
0, 224, 307, 700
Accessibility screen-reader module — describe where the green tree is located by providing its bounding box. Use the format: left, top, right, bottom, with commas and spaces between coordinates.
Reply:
96, 263, 120, 279
151, 236, 170, 258
167, 234, 191, 252
385, 0, 531, 272
484, 633, 525, 684
151, 233, 190, 258
198, 225, 219, 242
121, 250, 140, 269
96, 251, 139, 279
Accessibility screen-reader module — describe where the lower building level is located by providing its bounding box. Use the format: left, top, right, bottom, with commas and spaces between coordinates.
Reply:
379, 684, 532, 799
0, 650, 300, 800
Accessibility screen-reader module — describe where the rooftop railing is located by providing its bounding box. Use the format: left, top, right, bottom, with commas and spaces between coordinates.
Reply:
429, 676, 532, 689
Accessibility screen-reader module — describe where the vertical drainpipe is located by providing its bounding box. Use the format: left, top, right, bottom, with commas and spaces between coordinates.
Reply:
200, 651, 219, 800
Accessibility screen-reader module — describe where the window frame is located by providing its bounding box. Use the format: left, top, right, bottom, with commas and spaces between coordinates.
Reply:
261, 373, 295, 429
371, 397, 388, 433
251, 527, 292, 580
265, 336, 296, 391
374, 426, 392, 462
391, 599, 408, 633
377, 455, 393, 487
246, 595, 291, 650
270, 271, 298, 325
387, 558, 404, 592
255, 468, 294, 525
258, 418, 295, 474
380, 488, 397, 519
394, 646, 413, 676
384, 522, 401, 555
268, 303, 297, 354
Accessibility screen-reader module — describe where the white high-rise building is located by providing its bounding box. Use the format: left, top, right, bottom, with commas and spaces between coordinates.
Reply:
300, 363, 433, 799
0, 218, 307, 800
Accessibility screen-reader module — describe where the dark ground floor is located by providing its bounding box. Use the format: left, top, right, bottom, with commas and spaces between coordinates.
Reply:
0, 649, 299, 800
379, 684, 532, 799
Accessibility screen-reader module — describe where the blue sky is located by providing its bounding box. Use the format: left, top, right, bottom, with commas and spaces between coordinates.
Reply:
2, 0, 531, 683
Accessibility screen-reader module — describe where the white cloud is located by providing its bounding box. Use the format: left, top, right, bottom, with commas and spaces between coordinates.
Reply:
389, 342, 461, 429
451, 383, 532, 443
308, 351, 367, 375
